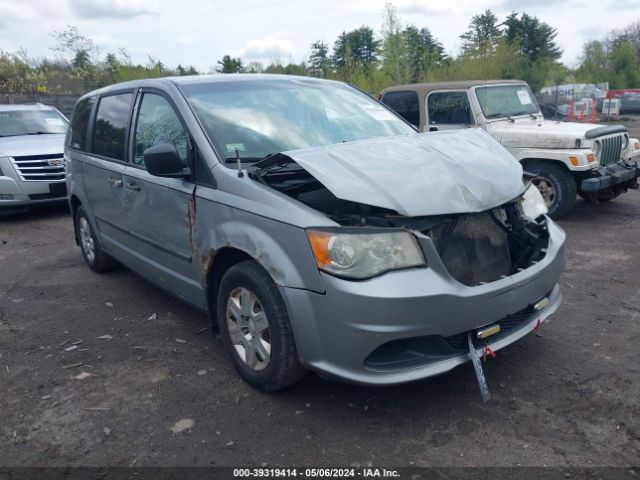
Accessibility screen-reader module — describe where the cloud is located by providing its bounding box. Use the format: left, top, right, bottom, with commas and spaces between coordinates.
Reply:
608, 0, 640, 7
575, 24, 605, 39
498, 0, 567, 11
230, 35, 295, 61
69, 0, 153, 19
396, 2, 451, 16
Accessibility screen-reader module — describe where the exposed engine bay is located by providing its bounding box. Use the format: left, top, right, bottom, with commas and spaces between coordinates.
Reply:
252, 155, 550, 286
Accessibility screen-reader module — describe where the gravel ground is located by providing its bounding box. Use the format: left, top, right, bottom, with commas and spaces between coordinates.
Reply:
0, 190, 639, 468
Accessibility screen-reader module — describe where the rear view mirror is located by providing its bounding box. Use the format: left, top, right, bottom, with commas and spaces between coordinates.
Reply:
143, 143, 190, 178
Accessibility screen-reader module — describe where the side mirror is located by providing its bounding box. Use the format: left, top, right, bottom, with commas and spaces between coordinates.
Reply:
143, 143, 190, 178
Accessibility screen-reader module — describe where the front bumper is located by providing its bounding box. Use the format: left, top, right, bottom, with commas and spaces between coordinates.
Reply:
0, 175, 67, 211
580, 164, 640, 192
283, 220, 566, 385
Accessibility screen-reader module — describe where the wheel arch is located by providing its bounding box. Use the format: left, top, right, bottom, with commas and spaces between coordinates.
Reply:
204, 247, 255, 316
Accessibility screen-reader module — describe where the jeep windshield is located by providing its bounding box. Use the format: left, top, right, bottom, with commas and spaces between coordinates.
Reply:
0, 109, 68, 137
180, 78, 415, 162
475, 84, 540, 119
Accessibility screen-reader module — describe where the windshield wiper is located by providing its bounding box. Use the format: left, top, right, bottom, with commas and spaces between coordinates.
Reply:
510, 111, 537, 119
224, 153, 277, 164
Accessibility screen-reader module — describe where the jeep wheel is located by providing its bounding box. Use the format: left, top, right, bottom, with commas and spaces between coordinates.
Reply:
216, 260, 307, 392
527, 161, 577, 219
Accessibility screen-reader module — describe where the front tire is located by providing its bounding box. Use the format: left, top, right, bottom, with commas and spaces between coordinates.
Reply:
216, 260, 306, 392
75, 206, 115, 272
527, 161, 577, 219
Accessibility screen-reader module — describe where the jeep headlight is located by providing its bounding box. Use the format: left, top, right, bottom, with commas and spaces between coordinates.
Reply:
307, 229, 425, 279
520, 184, 548, 219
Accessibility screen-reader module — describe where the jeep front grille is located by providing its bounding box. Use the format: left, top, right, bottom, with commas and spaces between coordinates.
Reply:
10, 153, 66, 182
429, 212, 511, 287
598, 135, 623, 167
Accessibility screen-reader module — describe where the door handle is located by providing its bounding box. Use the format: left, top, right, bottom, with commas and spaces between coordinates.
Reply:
125, 181, 141, 192
108, 177, 123, 187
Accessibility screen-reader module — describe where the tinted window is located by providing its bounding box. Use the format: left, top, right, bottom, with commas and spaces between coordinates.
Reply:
69, 97, 94, 150
133, 93, 189, 167
381, 91, 419, 127
91, 93, 133, 161
427, 91, 471, 125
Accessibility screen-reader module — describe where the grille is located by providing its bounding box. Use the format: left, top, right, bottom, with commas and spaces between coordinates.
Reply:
10, 153, 66, 182
598, 135, 623, 167
429, 212, 511, 286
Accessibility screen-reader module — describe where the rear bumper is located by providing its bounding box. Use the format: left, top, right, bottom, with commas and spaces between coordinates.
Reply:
580, 165, 640, 192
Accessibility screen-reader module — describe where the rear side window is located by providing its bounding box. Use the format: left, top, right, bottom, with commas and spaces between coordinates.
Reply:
91, 93, 133, 161
69, 97, 94, 150
381, 91, 419, 127
428, 91, 471, 125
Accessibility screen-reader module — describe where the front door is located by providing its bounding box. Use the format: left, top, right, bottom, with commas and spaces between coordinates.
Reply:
121, 91, 203, 307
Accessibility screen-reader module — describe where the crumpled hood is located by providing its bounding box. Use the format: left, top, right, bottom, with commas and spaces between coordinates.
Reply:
492, 118, 606, 149
282, 128, 524, 217
0, 134, 66, 157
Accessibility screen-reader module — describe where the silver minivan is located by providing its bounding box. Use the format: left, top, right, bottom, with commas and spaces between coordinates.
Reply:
66, 75, 565, 392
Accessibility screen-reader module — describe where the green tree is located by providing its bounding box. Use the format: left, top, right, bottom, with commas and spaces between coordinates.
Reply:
308, 41, 331, 77
403, 25, 445, 82
609, 40, 640, 88
380, 3, 408, 84
216, 55, 244, 73
103, 53, 121, 83
576, 40, 609, 84
460, 10, 502, 58
503, 12, 561, 61
332, 26, 379, 71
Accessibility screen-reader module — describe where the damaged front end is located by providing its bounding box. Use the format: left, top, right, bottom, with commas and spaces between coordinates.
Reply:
252, 132, 549, 287
246, 130, 563, 394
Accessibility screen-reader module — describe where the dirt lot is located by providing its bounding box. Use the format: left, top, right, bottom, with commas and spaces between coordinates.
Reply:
1, 191, 639, 468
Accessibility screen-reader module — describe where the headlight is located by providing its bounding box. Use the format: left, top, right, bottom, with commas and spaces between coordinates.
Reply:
520, 184, 548, 219
307, 229, 426, 279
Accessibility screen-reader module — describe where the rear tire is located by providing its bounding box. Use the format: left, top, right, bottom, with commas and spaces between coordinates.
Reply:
75, 206, 115, 272
527, 161, 577, 219
216, 260, 306, 392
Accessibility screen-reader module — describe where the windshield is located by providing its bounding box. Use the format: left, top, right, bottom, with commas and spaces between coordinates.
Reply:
0, 109, 68, 137
475, 85, 540, 119
181, 78, 415, 162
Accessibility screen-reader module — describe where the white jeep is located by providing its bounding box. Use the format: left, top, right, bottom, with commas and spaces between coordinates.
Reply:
380, 80, 640, 218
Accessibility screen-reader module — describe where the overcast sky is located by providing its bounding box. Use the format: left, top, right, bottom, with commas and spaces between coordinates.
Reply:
1, 0, 639, 72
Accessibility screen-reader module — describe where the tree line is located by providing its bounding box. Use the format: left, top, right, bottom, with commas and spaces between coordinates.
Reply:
1, 6, 639, 97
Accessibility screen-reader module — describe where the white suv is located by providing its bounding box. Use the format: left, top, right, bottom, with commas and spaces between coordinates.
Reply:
380, 80, 640, 218
0, 103, 69, 214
